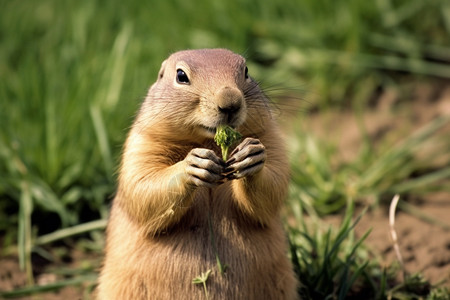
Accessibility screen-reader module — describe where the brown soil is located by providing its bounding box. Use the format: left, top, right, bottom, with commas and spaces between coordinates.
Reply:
355, 192, 450, 287
0, 248, 98, 299
1, 80, 449, 299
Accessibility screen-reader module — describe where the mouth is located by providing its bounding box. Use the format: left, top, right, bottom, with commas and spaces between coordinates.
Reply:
199, 122, 241, 139
199, 125, 217, 138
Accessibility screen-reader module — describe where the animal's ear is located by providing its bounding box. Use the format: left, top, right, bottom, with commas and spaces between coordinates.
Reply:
157, 60, 167, 80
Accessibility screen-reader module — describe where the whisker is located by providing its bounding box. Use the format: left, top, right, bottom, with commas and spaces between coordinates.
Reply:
261, 82, 311, 115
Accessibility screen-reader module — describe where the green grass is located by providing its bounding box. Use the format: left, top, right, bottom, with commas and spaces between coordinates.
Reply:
289, 115, 450, 216
288, 202, 372, 299
1, 0, 450, 298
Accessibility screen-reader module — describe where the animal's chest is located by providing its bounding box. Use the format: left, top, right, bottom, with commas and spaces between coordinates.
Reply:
163, 186, 237, 237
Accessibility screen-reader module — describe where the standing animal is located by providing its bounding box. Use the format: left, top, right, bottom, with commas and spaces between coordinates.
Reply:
97, 48, 298, 299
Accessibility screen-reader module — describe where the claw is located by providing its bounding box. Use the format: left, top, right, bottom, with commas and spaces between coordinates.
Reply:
225, 138, 266, 179
184, 148, 225, 188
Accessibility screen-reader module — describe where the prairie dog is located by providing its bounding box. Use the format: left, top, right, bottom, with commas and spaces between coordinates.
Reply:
97, 48, 298, 299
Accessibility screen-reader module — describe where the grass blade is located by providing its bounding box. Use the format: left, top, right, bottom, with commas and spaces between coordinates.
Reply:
18, 180, 33, 285
0, 275, 96, 298
90, 105, 113, 177
34, 219, 107, 246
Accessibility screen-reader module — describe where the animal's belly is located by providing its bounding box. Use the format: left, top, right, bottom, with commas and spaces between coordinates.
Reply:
100, 203, 297, 299
127, 221, 293, 298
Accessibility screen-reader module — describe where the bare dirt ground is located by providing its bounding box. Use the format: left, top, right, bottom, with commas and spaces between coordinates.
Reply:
0, 247, 98, 299
1, 79, 449, 299
355, 192, 450, 287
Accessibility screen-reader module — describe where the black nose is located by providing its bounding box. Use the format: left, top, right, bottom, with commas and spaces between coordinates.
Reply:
218, 103, 240, 115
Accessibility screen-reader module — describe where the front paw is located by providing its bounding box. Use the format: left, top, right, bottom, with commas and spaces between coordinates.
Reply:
225, 138, 266, 179
184, 148, 225, 188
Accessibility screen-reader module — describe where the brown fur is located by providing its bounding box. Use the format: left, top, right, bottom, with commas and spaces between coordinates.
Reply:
97, 49, 298, 299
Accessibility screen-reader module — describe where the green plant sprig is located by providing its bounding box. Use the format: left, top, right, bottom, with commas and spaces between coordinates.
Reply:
192, 269, 211, 300
214, 125, 242, 161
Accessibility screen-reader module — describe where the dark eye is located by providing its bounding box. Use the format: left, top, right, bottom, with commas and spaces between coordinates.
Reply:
176, 69, 189, 84
244, 66, 249, 79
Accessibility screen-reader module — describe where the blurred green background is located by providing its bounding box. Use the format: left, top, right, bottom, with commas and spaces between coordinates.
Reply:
1, 0, 450, 298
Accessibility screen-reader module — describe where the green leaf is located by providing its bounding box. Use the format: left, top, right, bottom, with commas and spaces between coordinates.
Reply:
214, 125, 242, 161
